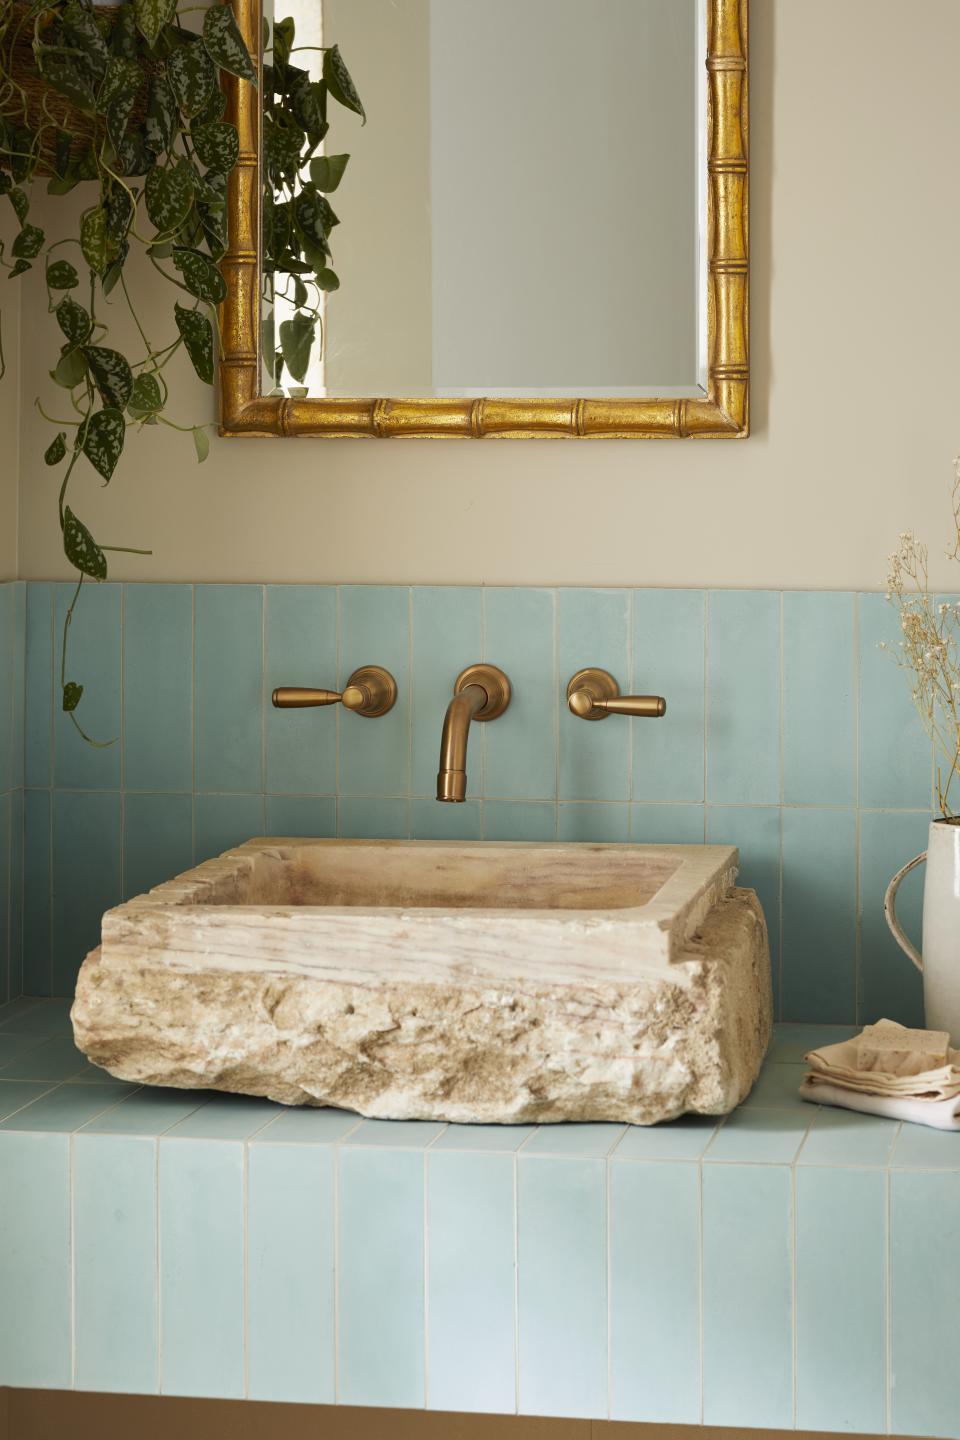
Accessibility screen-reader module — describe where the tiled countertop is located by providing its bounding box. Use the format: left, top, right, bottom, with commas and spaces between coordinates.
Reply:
1, 998, 958, 1436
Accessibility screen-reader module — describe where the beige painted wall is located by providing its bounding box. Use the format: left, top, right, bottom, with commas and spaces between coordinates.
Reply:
14, 1, 960, 588
0, 282, 18, 580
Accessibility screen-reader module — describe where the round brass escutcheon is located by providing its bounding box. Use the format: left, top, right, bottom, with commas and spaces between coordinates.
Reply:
343, 665, 398, 718
454, 663, 511, 720
566, 667, 619, 720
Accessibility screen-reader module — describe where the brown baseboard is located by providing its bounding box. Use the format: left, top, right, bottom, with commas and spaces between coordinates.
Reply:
0, 1390, 905, 1440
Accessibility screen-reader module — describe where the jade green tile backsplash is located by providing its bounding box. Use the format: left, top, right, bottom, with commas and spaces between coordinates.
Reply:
6, 581, 940, 1026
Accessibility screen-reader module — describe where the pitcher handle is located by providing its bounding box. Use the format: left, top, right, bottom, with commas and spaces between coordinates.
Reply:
883, 852, 926, 973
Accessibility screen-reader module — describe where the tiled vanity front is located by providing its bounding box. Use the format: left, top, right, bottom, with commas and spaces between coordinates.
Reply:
1, 999, 958, 1437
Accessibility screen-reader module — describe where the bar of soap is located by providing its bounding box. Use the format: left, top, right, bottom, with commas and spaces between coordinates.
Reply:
857, 1022, 950, 1076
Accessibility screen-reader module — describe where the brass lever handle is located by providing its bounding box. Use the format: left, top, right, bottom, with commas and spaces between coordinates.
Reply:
272, 665, 397, 719
566, 668, 666, 722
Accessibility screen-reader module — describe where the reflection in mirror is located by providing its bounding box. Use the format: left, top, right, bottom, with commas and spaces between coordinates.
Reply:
260, 0, 705, 401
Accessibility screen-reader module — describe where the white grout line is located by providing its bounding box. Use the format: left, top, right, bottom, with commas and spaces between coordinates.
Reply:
790, 1155, 798, 1428
422, 1144, 430, 1409
242, 1141, 250, 1399
156, 1135, 164, 1394
697, 1157, 705, 1425
885, 1158, 893, 1436
332, 1139, 341, 1403
605, 1151, 613, 1420
512, 1149, 521, 1416
68, 1130, 76, 1389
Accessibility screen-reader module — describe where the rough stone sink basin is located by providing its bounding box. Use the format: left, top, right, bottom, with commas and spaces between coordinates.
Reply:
72, 839, 772, 1125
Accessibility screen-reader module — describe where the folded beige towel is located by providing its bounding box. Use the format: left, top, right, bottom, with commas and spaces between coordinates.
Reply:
800, 1076, 960, 1131
805, 1021, 960, 1101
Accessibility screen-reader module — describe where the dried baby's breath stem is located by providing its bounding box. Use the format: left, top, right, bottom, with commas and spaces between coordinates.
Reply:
885, 461, 960, 820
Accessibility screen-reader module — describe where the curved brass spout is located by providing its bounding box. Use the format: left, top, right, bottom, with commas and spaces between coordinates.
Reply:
437, 664, 511, 802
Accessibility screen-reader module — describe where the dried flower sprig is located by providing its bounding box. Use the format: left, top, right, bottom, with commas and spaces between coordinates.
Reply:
884, 461, 960, 819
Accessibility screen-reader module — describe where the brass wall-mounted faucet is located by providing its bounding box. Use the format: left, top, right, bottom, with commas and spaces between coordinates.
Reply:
272, 665, 397, 718
566, 668, 666, 721
437, 664, 511, 802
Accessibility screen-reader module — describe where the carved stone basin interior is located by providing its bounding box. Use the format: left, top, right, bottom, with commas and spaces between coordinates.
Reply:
72, 839, 773, 1125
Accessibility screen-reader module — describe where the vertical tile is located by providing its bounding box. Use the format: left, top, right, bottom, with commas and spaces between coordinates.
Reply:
517, 1156, 606, 1419
54, 581, 122, 789
633, 589, 705, 802
8, 787, 22, 999
338, 1146, 424, 1407
557, 803, 629, 842
74, 1134, 157, 1393
781, 807, 857, 1023
706, 805, 781, 1008
427, 1150, 516, 1413
411, 798, 481, 840
338, 587, 410, 797
484, 589, 556, 800
11, 581, 24, 789
558, 589, 630, 801
338, 796, 410, 840
482, 800, 557, 841
610, 1160, 699, 1423
22, 788, 51, 996
123, 793, 193, 899
159, 1139, 244, 1398
52, 790, 121, 997
631, 803, 705, 844
0, 1132, 70, 1387
124, 585, 193, 792
0, 583, 13, 793
706, 591, 780, 805
702, 1164, 792, 1429
264, 794, 336, 837
264, 585, 337, 795
247, 1142, 335, 1404
0, 793, 8, 1002
891, 1170, 960, 1439
796, 1166, 885, 1435
859, 593, 933, 809
195, 585, 263, 793
411, 588, 482, 796
194, 793, 264, 863
859, 809, 928, 1026
783, 592, 856, 805
24, 582, 53, 788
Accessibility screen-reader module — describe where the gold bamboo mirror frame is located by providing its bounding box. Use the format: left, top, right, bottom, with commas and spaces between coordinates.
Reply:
219, 0, 748, 440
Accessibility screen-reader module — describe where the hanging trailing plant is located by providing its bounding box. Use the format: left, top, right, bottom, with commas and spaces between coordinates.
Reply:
261, 14, 363, 390
0, 0, 256, 741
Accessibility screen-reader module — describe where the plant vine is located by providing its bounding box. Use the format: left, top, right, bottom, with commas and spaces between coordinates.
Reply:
0, 0, 256, 739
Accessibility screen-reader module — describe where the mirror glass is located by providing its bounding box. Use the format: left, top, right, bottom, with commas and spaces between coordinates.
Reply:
260, 0, 705, 401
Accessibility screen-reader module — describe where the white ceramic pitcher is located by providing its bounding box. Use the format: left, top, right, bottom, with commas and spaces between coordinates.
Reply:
885, 819, 960, 1043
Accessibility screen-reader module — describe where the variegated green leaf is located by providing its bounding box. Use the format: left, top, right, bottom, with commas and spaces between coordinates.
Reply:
145, 158, 194, 234
111, 4, 139, 59
168, 40, 217, 117
196, 86, 227, 125
133, 0, 177, 48
323, 45, 365, 122
128, 372, 163, 415
55, 297, 92, 346
9, 187, 28, 224
80, 207, 108, 274
295, 188, 338, 241
46, 260, 79, 290
80, 408, 126, 482
83, 346, 134, 410
172, 248, 226, 304
202, 5, 257, 84
102, 57, 144, 149
144, 74, 177, 153
63, 506, 108, 578
191, 121, 239, 174
192, 426, 210, 462
174, 302, 215, 383
8, 258, 31, 278
62, 681, 84, 713
44, 432, 67, 466
12, 224, 43, 258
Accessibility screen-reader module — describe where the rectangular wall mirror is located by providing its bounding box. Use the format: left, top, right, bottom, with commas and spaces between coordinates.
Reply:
220, 0, 748, 438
